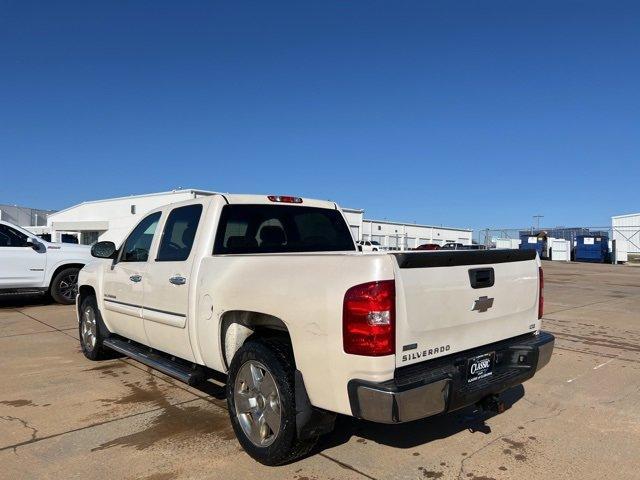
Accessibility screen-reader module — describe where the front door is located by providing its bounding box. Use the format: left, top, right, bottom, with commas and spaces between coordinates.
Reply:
0, 224, 46, 288
143, 203, 203, 362
102, 212, 161, 344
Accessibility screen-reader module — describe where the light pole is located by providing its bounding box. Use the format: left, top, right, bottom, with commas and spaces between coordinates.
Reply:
533, 215, 544, 232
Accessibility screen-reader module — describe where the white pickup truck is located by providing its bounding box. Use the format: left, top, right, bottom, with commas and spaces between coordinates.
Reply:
76, 194, 554, 465
0, 220, 92, 304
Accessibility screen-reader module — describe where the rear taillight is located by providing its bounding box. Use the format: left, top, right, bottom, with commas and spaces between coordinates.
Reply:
267, 195, 303, 204
343, 280, 395, 356
538, 267, 544, 319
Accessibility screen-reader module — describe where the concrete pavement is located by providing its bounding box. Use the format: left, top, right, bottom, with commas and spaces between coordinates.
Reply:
1, 261, 639, 480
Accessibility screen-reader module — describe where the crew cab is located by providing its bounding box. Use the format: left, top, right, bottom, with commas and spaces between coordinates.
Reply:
0, 220, 92, 304
76, 194, 554, 465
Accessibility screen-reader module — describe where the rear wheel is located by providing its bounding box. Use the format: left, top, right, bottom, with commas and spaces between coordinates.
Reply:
50, 267, 80, 304
235, 360, 282, 447
227, 338, 317, 465
79, 295, 109, 361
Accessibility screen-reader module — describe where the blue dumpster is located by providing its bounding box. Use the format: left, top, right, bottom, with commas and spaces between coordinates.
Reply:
519, 234, 547, 259
575, 235, 609, 263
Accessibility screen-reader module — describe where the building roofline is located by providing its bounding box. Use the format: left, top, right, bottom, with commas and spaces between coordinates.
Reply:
612, 213, 640, 219
0, 204, 56, 213
364, 218, 472, 232
49, 189, 219, 217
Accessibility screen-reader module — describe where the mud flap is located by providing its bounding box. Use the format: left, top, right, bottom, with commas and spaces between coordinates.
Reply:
295, 370, 336, 440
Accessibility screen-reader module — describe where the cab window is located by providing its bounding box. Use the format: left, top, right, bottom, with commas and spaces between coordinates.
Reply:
120, 212, 161, 262
0, 224, 28, 247
156, 204, 203, 262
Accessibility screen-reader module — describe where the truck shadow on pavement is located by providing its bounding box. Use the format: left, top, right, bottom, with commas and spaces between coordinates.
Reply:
316, 385, 525, 452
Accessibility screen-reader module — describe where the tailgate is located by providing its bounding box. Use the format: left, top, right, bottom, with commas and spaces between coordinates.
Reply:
392, 250, 540, 368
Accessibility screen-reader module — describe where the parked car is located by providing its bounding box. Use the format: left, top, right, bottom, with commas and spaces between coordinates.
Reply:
463, 244, 488, 250
357, 240, 381, 252
0, 220, 92, 304
77, 193, 553, 465
441, 242, 487, 251
415, 243, 441, 250
441, 242, 464, 250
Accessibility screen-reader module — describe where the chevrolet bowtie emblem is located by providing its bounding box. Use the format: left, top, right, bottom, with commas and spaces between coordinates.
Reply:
472, 296, 494, 313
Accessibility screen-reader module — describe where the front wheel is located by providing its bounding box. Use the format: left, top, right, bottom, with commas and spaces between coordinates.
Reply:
227, 339, 316, 465
79, 295, 110, 361
50, 267, 80, 304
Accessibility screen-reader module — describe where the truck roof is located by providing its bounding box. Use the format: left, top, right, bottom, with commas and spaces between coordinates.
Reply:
142, 194, 340, 215
223, 194, 337, 210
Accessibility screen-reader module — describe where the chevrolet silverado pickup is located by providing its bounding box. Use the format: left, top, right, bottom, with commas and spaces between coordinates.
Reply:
0, 220, 92, 304
76, 194, 554, 465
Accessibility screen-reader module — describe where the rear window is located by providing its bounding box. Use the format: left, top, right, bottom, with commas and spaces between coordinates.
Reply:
213, 205, 355, 254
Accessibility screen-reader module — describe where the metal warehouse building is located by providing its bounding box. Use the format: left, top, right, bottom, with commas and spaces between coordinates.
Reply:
42, 190, 471, 250
612, 213, 640, 254
0, 204, 54, 227
343, 208, 472, 250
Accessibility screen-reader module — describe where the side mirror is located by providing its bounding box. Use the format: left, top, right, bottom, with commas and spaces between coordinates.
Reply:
91, 241, 117, 259
26, 239, 41, 251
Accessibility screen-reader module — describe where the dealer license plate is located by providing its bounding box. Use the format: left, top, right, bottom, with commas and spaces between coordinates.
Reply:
467, 352, 494, 383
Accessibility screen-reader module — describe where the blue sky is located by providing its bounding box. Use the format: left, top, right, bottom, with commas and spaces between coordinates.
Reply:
1, 1, 638, 230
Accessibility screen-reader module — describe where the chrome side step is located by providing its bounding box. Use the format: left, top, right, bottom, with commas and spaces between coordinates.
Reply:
103, 337, 206, 386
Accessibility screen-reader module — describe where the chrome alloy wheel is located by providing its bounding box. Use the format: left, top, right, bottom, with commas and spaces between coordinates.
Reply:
59, 272, 78, 302
234, 360, 282, 447
81, 306, 97, 351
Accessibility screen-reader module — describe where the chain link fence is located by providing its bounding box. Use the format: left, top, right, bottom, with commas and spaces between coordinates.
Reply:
475, 225, 640, 259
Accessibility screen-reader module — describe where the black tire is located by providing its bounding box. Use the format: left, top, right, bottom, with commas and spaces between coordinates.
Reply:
50, 267, 80, 305
79, 295, 110, 361
227, 338, 317, 465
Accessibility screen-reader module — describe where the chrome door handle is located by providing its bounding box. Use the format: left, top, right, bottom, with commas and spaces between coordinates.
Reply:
129, 275, 142, 283
169, 276, 186, 285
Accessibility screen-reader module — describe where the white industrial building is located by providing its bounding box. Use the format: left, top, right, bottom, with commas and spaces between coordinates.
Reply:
45, 189, 215, 244
342, 208, 472, 250
612, 213, 640, 255
40, 189, 472, 250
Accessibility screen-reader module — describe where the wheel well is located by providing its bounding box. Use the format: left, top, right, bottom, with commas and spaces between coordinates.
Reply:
220, 310, 291, 370
77, 285, 96, 316
49, 263, 85, 291
78, 284, 96, 303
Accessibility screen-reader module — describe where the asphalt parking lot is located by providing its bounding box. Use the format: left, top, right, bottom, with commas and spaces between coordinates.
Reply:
1, 261, 639, 480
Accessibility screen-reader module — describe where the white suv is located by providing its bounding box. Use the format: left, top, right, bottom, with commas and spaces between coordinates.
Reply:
0, 220, 93, 304
357, 240, 380, 252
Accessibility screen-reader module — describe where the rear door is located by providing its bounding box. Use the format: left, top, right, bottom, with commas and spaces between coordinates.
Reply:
0, 224, 46, 288
393, 250, 540, 368
142, 203, 203, 361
